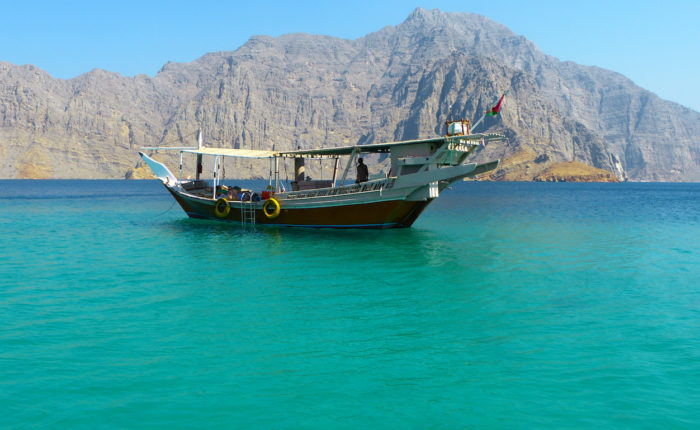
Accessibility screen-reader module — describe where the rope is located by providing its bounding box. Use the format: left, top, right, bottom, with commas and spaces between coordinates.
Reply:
152, 200, 177, 218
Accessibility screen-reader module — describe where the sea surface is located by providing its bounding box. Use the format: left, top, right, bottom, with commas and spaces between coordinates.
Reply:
1, 180, 700, 429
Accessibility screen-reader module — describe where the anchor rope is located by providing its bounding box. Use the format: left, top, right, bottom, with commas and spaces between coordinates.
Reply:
152, 200, 177, 218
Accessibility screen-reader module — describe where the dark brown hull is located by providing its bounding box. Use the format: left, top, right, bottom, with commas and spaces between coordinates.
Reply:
167, 187, 431, 229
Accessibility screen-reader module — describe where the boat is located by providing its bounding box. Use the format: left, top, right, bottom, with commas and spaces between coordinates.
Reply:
139, 120, 505, 229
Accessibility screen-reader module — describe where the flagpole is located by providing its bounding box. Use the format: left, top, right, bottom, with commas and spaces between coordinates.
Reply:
471, 113, 487, 132
472, 92, 507, 133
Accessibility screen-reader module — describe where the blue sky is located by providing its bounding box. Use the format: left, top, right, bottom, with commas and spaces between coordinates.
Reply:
2, 0, 698, 111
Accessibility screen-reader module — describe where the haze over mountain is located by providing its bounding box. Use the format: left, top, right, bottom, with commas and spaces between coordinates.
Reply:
1, 8, 699, 181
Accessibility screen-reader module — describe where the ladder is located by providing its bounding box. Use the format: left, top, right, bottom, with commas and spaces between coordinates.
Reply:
240, 200, 256, 227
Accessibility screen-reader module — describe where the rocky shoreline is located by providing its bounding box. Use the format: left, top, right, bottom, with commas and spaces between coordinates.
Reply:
532, 161, 619, 182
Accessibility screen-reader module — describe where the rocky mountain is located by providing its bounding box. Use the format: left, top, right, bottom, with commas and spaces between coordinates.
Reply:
1, 8, 699, 181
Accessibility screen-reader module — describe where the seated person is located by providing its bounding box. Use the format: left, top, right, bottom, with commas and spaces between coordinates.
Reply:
216, 185, 229, 197
228, 186, 241, 201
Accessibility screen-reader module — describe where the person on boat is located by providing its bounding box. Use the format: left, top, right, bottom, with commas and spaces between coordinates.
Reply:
216, 184, 229, 197
228, 186, 241, 200
356, 157, 369, 183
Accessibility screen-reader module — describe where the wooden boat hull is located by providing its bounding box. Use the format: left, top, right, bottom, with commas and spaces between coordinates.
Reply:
167, 186, 432, 228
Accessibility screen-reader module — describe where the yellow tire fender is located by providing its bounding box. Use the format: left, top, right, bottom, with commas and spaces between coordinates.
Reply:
214, 198, 231, 218
262, 197, 281, 219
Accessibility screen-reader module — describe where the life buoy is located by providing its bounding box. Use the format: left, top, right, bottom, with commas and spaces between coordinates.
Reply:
262, 197, 281, 219
214, 198, 230, 218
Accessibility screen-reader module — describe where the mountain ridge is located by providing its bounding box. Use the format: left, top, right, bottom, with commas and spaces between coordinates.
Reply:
1, 8, 699, 181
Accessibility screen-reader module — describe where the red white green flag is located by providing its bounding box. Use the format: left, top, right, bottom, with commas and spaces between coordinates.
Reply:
486, 94, 506, 116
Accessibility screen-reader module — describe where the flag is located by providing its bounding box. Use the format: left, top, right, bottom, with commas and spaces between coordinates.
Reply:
486, 94, 505, 116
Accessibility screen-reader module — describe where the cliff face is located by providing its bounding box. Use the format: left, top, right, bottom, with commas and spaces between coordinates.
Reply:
1, 8, 699, 181
0, 52, 228, 178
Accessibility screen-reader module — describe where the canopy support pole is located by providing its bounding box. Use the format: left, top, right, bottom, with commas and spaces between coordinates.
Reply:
212, 155, 220, 199
268, 157, 273, 187
339, 148, 358, 185
331, 157, 340, 187
274, 157, 280, 193
196, 154, 203, 181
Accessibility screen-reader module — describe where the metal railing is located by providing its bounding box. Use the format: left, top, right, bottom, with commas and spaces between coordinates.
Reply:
283, 178, 395, 200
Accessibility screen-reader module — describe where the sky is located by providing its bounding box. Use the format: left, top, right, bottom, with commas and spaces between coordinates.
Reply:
2, 0, 699, 111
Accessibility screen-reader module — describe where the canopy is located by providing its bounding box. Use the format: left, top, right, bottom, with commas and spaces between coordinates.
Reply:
140, 133, 506, 159
276, 137, 447, 158
180, 148, 277, 159
276, 134, 505, 158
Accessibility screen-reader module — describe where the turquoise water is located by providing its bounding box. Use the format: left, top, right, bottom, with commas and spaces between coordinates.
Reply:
2, 180, 700, 429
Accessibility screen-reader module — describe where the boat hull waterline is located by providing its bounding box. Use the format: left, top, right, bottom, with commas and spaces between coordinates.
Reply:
168, 186, 432, 228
